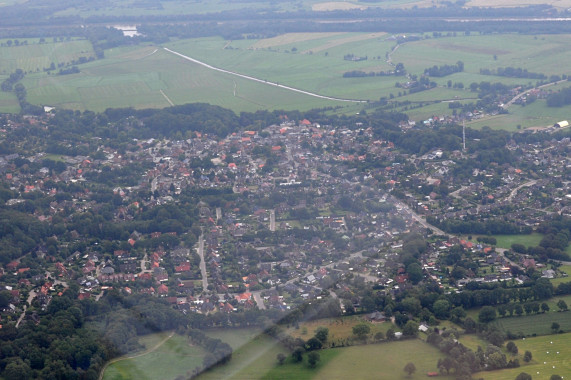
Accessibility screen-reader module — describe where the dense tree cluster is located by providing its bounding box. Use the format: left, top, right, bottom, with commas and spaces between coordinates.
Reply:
547, 86, 571, 107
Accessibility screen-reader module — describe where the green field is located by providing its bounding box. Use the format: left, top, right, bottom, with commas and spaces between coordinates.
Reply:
3, 32, 571, 122
0, 39, 94, 74
309, 339, 454, 380
491, 311, 571, 336
490, 233, 544, 250
474, 333, 571, 380
21, 45, 340, 113
0, 88, 19, 113
196, 336, 453, 380
103, 333, 206, 380
196, 331, 287, 380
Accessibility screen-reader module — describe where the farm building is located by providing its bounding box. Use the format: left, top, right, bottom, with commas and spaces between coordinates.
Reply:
554, 120, 569, 128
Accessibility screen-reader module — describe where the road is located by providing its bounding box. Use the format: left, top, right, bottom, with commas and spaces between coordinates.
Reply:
164, 48, 367, 104
503, 79, 568, 109
16, 288, 36, 328
507, 180, 537, 202
392, 197, 447, 236
196, 233, 208, 291
252, 292, 266, 310
269, 209, 276, 232
496, 248, 523, 270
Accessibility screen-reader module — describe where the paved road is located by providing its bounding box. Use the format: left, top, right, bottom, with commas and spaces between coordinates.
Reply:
496, 248, 523, 270
197, 233, 208, 291
269, 209, 276, 232
15, 289, 36, 328
507, 180, 537, 202
252, 291, 266, 310
503, 79, 568, 109
392, 198, 447, 236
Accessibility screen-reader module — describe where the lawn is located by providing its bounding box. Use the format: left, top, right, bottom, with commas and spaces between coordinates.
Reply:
551, 265, 571, 287
490, 310, 571, 336
103, 333, 206, 380
473, 333, 571, 380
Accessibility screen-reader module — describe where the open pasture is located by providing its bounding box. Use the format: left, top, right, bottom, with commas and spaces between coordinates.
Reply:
311, 339, 454, 380
0, 39, 94, 74
491, 310, 571, 336
474, 333, 571, 380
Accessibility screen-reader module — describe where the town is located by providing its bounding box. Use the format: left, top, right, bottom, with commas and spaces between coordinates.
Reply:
1, 109, 570, 327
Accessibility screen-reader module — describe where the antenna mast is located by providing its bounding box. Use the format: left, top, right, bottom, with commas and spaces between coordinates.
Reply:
462, 119, 466, 151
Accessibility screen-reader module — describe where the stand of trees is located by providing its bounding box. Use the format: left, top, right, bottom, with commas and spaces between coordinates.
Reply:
547, 86, 571, 107
424, 61, 464, 77
479, 67, 547, 80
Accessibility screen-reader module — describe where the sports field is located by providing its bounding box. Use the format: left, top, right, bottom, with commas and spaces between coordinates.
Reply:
490, 233, 544, 250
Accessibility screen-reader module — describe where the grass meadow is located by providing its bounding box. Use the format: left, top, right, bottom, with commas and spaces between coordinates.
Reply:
473, 333, 571, 380
103, 333, 206, 380
490, 310, 571, 336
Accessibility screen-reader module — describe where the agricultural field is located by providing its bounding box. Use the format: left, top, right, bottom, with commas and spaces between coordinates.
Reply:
6, 32, 571, 124
490, 310, 571, 336
0, 88, 19, 113
20, 45, 339, 113
103, 333, 206, 380
0, 39, 94, 74
473, 333, 571, 380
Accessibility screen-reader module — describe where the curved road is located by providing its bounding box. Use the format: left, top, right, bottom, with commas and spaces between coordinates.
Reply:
163, 48, 368, 104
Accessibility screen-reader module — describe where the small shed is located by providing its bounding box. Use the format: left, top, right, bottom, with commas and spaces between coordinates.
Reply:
554, 120, 569, 128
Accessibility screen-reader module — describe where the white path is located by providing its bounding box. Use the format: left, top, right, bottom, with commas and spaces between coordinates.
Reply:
160, 89, 174, 106
163, 47, 368, 104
